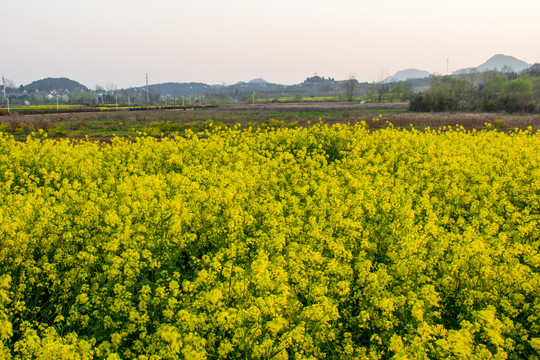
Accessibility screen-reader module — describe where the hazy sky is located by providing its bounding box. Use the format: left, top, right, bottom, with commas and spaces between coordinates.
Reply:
2, 0, 540, 89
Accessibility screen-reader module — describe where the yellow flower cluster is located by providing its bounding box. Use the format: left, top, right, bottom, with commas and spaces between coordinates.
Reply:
0, 124, 539, 359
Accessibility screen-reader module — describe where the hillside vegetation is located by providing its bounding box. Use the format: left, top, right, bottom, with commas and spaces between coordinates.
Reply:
409, 68, 540, 113
24, 77, 89, 93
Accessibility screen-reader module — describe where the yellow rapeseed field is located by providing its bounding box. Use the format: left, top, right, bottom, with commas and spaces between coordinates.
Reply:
0, 123, 539, 359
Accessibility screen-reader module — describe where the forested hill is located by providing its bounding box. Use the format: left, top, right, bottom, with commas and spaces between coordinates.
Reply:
24, 77, 89, 93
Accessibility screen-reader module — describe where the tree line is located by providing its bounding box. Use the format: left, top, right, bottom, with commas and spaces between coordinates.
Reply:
409, 66, 540, 113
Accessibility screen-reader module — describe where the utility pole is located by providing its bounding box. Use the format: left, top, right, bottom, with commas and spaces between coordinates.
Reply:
2, 77, 9, 113
146, 73, 150, 105
173, 91, 176, 110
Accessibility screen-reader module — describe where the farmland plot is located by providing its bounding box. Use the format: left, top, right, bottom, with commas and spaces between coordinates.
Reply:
0, 124, 539, 359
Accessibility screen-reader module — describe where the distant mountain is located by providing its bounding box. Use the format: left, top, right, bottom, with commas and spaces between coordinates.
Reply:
24, 77, 89, 93
146, 80, 285, 96
454, 54, 531, 75
524, 63, 540, 76
147, 82, 215, 96
228, 80, 285, 94
385, 69, 431, 82
17, 54, 538, 98
248, 78, 269, 84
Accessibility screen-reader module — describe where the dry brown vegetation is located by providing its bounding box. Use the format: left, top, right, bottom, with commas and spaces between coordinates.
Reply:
1, 102, 539, 140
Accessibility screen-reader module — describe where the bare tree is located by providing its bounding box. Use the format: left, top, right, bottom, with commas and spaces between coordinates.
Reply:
343, 74, 357, 102
376, 70, 389, 102
106, 83, 118, 92
2, 77, 16, 90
